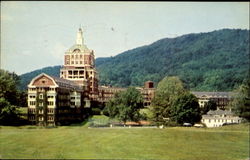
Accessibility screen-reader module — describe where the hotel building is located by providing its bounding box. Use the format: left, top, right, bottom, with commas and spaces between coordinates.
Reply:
27, 73, 84, 126
27, 28, 234, 126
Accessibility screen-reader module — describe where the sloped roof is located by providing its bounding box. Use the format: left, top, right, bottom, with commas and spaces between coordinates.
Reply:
28, 73, 83, 91
191, 91, 233, 98
207, 109, 233, 115
98, 86, 126, 92
50, 76, 83, 91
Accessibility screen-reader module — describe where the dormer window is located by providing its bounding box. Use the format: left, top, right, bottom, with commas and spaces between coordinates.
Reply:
73, 49, 80, 53
41, 78, 46, 84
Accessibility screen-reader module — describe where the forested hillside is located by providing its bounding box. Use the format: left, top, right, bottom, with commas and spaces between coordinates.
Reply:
96, 29, 249, 91
19, 29, 249, 91
19, 66, 61, 90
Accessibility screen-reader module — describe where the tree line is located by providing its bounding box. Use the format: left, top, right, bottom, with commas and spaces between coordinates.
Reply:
96, 29, 249, 91
1, 68, 249, 126
0, 69, 27, 125
103, 76, 250, 126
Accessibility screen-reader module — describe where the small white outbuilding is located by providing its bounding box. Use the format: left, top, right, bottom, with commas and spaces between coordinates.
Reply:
201, 110, 242, 128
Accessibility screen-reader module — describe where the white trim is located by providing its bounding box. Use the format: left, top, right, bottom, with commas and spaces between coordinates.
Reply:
27, 73, 59, 88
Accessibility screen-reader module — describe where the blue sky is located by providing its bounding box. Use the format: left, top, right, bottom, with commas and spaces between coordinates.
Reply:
1, 2, 249, 75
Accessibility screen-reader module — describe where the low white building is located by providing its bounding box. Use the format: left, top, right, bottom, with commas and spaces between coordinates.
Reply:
201, 110, 242, 128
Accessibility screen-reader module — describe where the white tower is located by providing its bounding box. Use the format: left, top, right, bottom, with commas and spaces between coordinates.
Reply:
76, 28, 83, 45
60, 28, 99, 100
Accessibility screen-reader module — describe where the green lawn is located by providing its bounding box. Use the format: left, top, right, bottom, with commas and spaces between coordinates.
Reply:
0, 119, 249, 159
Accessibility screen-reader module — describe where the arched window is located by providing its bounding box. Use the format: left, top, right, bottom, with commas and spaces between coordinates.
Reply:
73, 49, 80, 53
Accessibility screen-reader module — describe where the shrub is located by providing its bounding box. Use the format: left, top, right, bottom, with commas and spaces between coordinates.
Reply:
92, 108, 101, 115
102, 108, 109, 116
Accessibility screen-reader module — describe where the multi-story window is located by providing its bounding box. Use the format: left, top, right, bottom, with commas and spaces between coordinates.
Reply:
49, 116, 54, 121
29, 101, 36, 106
29, 108, 36, 114
29, 116, 35, 121
39, 116, 44, 121
48, 101, 54, 105
39, 109, 43, 114
39, 94, 43, 99
48, 109, 54, 114
38, 88, 44, 92
29, 88, 36, 91
47, 95, 54, 99
48, 88, 55, 91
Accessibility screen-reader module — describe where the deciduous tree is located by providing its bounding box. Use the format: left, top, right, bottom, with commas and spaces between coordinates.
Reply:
230, 79, 250, 121
104, 87, 143, 124
0, 97, 20, 125
0, 69, 19, 105
201, 100, 217, 114
170, 93, 201, 125
151, 76, 186, 125
0, 69, 24, 125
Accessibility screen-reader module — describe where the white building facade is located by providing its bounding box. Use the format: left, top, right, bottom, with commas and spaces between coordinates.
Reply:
201, 110, 242, 128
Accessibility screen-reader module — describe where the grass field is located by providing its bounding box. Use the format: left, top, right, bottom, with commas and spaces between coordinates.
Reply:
0, 117, 249, 159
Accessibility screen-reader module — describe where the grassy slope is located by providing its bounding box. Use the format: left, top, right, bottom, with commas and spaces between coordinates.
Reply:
0, 123, 249, 159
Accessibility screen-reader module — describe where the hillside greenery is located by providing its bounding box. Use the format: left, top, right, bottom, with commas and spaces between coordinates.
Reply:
19, 29, 249, 91
19, 65, 61, 90
96, 29, 249, 91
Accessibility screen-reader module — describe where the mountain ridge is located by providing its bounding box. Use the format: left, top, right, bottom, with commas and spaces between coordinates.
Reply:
19, 28, 249, 91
